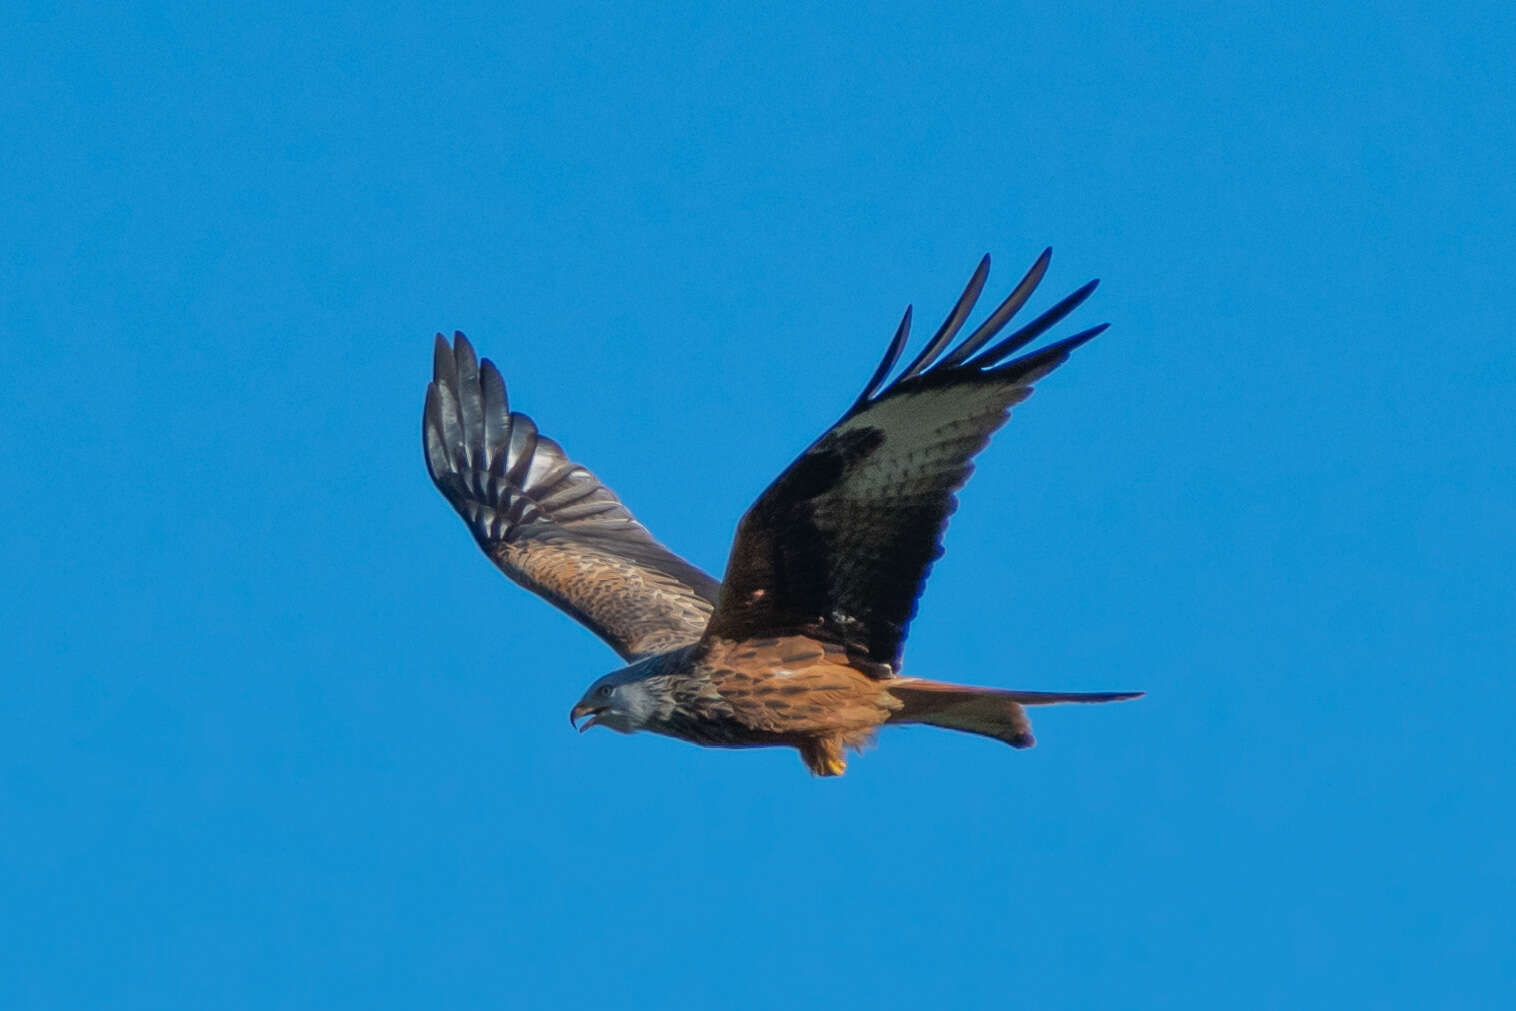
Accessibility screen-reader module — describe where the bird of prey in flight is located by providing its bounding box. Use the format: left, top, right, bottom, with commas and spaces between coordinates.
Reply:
423, 249, 1140, 776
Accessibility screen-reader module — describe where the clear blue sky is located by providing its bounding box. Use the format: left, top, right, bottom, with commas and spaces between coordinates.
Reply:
3, 2, 1512, 1008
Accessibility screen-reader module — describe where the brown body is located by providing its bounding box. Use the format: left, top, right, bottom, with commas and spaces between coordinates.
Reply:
648, 636, 902, 775
617, 635, 1130, 776
424, 251, 1142, 777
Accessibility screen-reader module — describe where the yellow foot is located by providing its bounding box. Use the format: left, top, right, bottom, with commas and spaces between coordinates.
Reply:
799, 737, 848, 776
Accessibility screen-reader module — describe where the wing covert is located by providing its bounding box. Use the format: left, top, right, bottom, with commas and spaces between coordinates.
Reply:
424, 333, 720, 660
703, 251, 1105, 672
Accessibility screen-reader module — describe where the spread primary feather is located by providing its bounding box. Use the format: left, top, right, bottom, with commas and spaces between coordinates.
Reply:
422, 249, 1141, 776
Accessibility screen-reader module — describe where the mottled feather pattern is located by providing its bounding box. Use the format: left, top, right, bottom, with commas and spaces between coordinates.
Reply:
635, 637, 900, 748
428, 253, 1143, 776
424, 333, 720, 660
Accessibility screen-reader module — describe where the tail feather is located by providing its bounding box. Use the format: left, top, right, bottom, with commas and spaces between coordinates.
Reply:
885, 678, 1142, 749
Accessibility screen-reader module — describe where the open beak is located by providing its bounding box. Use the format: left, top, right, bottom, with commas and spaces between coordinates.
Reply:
570, 703, 606, 733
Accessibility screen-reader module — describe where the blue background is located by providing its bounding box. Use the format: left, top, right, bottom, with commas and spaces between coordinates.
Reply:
3, 2, 1512, 1008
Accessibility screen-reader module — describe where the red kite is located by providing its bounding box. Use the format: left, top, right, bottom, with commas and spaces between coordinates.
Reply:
423, 250, 1140, 776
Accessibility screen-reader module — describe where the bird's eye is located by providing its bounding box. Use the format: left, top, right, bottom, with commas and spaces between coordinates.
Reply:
599, 685, 613, 697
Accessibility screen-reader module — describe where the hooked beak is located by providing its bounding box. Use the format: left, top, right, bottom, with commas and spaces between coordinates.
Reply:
570, 703, 606, 733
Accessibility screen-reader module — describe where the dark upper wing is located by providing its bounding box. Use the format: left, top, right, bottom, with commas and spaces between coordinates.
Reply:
423, 333, 720, 660
703, 250, 1106, 672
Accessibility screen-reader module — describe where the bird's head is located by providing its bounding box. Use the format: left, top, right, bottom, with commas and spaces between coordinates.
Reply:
569, 668, 659, 734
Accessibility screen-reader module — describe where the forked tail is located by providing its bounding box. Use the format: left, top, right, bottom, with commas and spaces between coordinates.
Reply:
885, 678, 1142, 748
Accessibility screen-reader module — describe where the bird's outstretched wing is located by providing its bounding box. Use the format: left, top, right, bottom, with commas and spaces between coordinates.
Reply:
424, 333, 720, 660
703, 250, 1105, 672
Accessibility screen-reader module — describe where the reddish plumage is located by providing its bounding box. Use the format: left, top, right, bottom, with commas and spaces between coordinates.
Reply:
424, 250, 1142, 776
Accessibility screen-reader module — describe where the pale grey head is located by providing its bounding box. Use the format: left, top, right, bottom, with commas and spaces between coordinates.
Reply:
568, 660, 668, 735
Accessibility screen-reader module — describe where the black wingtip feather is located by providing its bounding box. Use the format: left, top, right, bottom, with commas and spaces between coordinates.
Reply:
453, 339, 483, 469
479, 357, 510, 467
422, 383, 447, 483
849, 251, 1103, 418
966, 277, 1100, 370
894, 254, 991, 383
935, 248, 1053, 370
851, 304, 913, 412
991, 321, 1109, 385
432, 333, 454, 385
